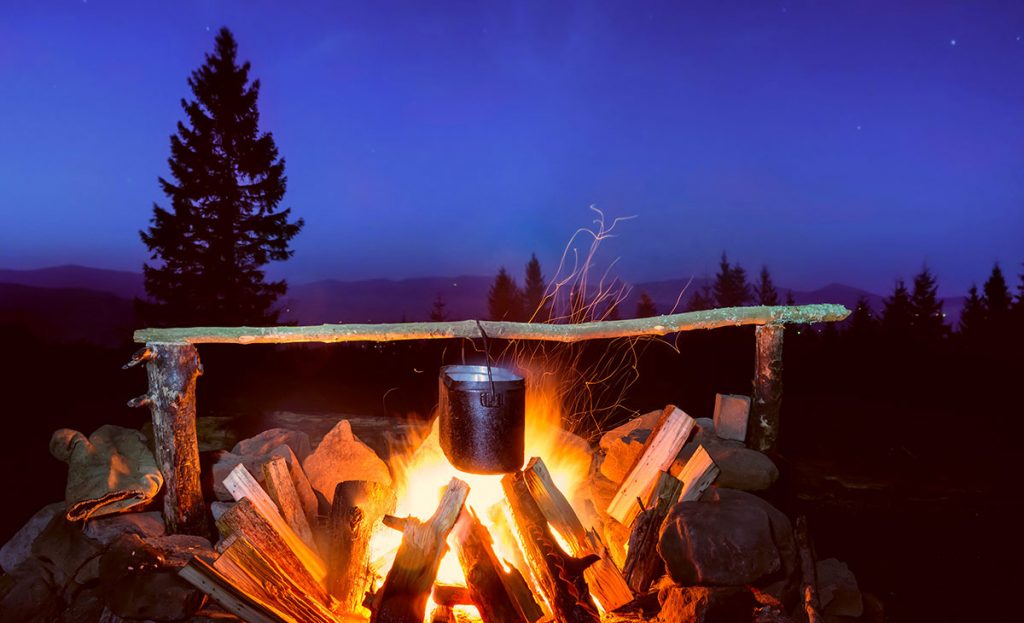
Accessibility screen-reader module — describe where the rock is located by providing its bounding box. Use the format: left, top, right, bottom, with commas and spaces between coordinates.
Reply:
302, 419, 391, 505
598, 409, 662, 483
232, 428, 312, 464
0, 557, 62, 623
817, 558, 863, 617
0, 502, 65, 573
754, 606, 800, 623
210, 501, 235, 521
711, 446, 779, 491
30, 512, 104, 589
63, 586, 106, 622
656, 586, 757, 623
659, 491, 782, 586
82, 511, 166, 546
713, 393, 751, 442
99, 533, 212, 622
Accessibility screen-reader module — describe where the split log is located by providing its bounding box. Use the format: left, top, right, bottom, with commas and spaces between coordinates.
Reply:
221, 463, 327, 583
179, 555, 286, 623
451, 507, 541, 623
502, 470, 600, 623
522, 457, 633, 611
606, 405, 696, 526
621, 472, 681, 593
370, 477, 470, 623
327, 481, 395, 615
134, 304, 851, 345
140, 342, 207, 535
676, 445, 720, 502
432, 584, 473, 607
749, 323, 784, 452
262, 456, 317, 552
213, 536, 339, 623
215, 497, 328, 604
795, 515, 824, 623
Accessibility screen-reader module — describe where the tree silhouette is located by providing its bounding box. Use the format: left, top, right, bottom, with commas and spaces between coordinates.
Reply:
523, 253, 549, 321
847, 295, 878, 339
982, 263, 1012, 328
686, 284, 715, 311
959, 284, 984, 336
429, 293, 448, 321
636, 292, 658, 318
488, 267, 524, 321
882, 279, 914, 336
139, 28, 302, 327
785, 290, 796, 306
713, 253, 751, 307
909, 266, 946, 342
754, 265, 780, 306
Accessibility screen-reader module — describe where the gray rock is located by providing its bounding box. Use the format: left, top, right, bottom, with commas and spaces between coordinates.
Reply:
82, 511, 166, 546
656, 586, 757, 623
711, 446, 779, 491
817, 558, 863, 617
232, 427, 312, 464
0, 502, 64, 573
302, 419, 392, 505
144, 416, 241, 453
210, 501, 235, 521
0, 557, 61, 623
30, 512, 104, 589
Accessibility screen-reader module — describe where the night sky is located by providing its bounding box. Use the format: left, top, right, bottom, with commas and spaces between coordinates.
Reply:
1, 1, 1022, 295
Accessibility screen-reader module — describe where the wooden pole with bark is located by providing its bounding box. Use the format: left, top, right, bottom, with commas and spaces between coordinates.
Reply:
748, 324, 784, 452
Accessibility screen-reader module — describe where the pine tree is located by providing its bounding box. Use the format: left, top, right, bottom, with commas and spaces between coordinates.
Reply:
429, 293, 448, 321
523, 253, 549, 321
712, 253, 751, 308
754, 265, 780, 306
687, 284, 715, 311
959, 284, 984, 336
139, 28, 302, 326
882, 279, 914, 335
785, 290, 796, 306
909, 266, 946, 342
847, 295, 877, 339
488, 267, 524, 321
1015, 262, 1024, 314
636, 292, 658, 318
983, 263, 1013, 327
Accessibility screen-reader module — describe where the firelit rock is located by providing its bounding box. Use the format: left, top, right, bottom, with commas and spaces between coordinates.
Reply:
658, 491, 782, 585
597, 409, 662, 483
232, 427, 312, 463
99, 533, 212, 622
302, 419, 392, 505
0, 502, 64, 574
708, 446, 779, 491
816, 558, 863, 617
713, 393, 751, 442
656, 586, 757, 623
82, 511, 165, 546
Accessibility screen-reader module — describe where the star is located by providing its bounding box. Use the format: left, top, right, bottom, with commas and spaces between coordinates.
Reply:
949, 39, 957, 46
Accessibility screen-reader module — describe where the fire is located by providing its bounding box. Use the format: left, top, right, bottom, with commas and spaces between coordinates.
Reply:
368, 363, 594, 620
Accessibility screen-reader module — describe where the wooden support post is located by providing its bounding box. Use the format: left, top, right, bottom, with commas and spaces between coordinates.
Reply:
327, 480, 395, 615
502, 471, 600, 623
749, 324, 784, 452
142, 342, 207, 535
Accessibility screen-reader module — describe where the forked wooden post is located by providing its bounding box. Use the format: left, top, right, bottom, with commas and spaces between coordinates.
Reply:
143, 342, 208, 535
749, 323, 784, 452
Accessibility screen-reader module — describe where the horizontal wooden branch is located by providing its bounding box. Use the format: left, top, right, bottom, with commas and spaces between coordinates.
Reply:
134, 304, 849, 345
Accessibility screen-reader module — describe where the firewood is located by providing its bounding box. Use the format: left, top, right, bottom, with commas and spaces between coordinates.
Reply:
327, 481, 395, 615
502, 470, 600, 623
221, 463, 327, 583
451, 507, 541, 623
522, 457, 633, 611
432, 584, 473, 607
621, 471, 682, 593
216, 497, 328, 604
262, 455, 317, 552
370, 477, 470, 623
606, 405, 696, 526
429, 605, 455, 623
178, 556, 286, 623
675, 445, 719, 502
214, 536, 340, 623
795, 515, 824, 623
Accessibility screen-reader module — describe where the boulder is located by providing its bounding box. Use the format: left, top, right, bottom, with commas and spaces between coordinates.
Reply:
659, 491, 782, 586
0, 557, 62, 623
0, 502, 65, 573
656, 586, 757, 623
817, 558, 863, 617
30, 512, 105, 589
211, 444, 298, 501
99, 533, 212, 622
232, 428, 312, 464
210, 501, 235, 521
82, 511, 166, 546
710, 446, 779, 491
597, 409, 662, 483
302, 419, 392, 505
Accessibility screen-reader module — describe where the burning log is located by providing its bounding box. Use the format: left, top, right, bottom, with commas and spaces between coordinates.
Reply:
432, 584, 473, 607
370, 477, 470, 623
261, 455, 316, 551
501, 470, 601, 623
795, 515, 824, 623
606, 405, 696, 526
522, 457, 633, 611
327, 480, 395, 615
621, 471, 682, 593
451, 507, 543, 623
749, 324, 784, 452
429, 605, 456, 623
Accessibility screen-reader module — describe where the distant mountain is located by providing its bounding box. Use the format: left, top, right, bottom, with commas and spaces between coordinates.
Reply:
0, 265, 144, 300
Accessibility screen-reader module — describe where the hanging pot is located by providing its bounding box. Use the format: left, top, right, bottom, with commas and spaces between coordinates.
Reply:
438, 364, 525, 474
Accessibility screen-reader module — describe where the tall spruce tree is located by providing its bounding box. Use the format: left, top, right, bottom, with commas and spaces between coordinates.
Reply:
847, 295, 877, 339
959, 284, 984, 336
909, 267, 946, 342
636, 292, 658, 318
754, 265, 780, 306
712, 253, 751, 308
687, 284, 715, 311
488, 267, 524, 321
139, 28, 302, 326
523, 253, 549, 321
882, 279, 914, 335
982, 263, 1012, 327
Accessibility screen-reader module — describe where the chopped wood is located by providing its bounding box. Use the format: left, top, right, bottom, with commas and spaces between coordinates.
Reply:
262, 455, 317, 552
327, 481, 395, 615
675, 445, 720, 502
178, 556, 287, 623
795, 515, 824, 623
621, 472, 682, 594
522, 457, 633, 611
606, 405, 696, 526
429, 605, 455, 623
214, 536, 339, 623
451, 507, 539, 623
370, 477, 470, 623
502, 470, 600, 623
432, 584, 473, 607
140, 342, 208, 535
134, 304, 851, 345
382, 515, 408, 532
215, 497, 328, 605
221, 463, 327, 583
749, 324, 784, 452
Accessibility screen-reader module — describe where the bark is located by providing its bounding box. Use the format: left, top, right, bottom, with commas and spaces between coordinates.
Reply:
327, 481, 395, 615
749, 324, 784, 452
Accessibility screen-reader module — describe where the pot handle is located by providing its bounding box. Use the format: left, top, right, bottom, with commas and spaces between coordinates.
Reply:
474, 320, 500, 406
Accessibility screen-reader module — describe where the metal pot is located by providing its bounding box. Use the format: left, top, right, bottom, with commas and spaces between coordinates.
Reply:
438, 364, 525, 474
